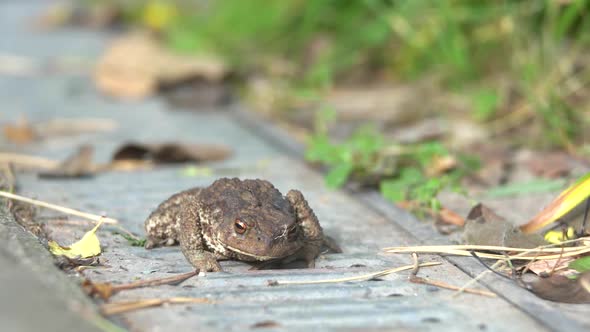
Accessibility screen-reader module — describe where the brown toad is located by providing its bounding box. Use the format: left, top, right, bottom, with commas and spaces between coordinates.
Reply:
144, 178, 340, 271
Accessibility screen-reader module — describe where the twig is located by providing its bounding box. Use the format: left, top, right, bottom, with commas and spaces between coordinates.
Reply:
383, 240, 590, 261
410, 276, 497, 297
410, 252, 419, 276
0, 164, 16, 193
101, 297, 212, 316
35, 118, 118, 136
452, 262, 500, 298
474, 252, 516, 281
111, 270, 198, 291
549, 246, 566, 276
0, 153, 59, 170
0, 191, 118, 224
84, 270, 198, 300
268, 262, 441, 286
383, 239, 590, 252
452, 239, 580, 297
406, 252, 496, 297
110, 224, 143, 242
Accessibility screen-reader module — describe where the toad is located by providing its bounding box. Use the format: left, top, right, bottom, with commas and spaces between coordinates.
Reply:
144, 178, 340, 271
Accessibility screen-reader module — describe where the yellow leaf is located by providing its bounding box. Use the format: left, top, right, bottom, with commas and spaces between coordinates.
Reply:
521, 172, 590, 234
49, 221, 103, 258
141, 1, 178, 31
544, 227, 575, 244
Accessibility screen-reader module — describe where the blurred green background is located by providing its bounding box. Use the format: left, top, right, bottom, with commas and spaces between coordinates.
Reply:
82, 0, 590, 210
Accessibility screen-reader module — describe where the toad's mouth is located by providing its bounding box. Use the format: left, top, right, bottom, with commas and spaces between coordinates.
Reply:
225, 244, 300, 261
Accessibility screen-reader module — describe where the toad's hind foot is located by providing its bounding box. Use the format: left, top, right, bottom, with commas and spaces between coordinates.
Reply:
323, 235, 342, 253
144, 237, 178, 249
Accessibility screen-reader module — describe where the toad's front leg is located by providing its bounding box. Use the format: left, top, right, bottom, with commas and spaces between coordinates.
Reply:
286, 189, 325, 268
178, 206, 222, 272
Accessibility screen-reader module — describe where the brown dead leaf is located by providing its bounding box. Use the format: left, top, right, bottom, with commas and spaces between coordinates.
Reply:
83, 270, 198, 300
56, 255, 100, 270
325, 85, 433, 125
3, 117, 36, 144
437, 207, 465, 226
8, 200, 45, 238
112, 142, 231, 164
251, 320, 281, 329
462, 203, 545, 248
39, 145, 96, 179
95, 33, 227, 100
162, 78, 232, 109
435, 207, 465, 235
426, 155, 458, 177
526, 271, 590, 303
464, 144, 511, 187
35, 118, 118, 138
107, 159, 155, 172
526, 151, 572, 179
3, 117, 117, 146
525, 258, 575, 276
33, 2, 121, 30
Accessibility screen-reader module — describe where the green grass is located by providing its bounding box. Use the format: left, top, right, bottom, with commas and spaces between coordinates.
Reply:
304, 107, 479, 211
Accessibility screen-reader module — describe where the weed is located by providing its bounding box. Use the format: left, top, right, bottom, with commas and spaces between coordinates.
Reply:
305, 108, 479, 212
113, 231, 147, 247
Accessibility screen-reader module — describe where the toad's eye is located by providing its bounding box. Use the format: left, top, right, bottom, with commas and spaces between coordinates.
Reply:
287, 224, 298, 240
234, 219, 248, 234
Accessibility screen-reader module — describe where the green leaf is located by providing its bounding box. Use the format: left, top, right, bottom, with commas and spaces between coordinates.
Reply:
305, 134, 341, 164
325, 163, 353, 188
412, 142, 449, 169
412, 178, 443, 202
484, 179, 566, 198
113, 232, 147, 247
380, 179, 406, 202
471, 89, 499, 121
569, 256, 590, 273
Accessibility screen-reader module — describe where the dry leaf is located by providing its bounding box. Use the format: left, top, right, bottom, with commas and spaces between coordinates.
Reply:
526, 271, 590, 303
525, 258, 575, 276
49, 221, 103, 259
56, 256, 100, 270
162, 78, 232, 109
34, 2, 121, 29
462, 203, 544, 248
112, 142, 231, 164
251, 321, 281, 329
39, 144, 96, 179
82, 279, 115, 300
435, 207, 465, 235
437, 207, 466, 226
95, 33, 226, 100
3, 117, 36, 144
2, 118, 116, 146
83, 270, 198, 300
526, 151, 572, 179
426, 155, 457, 177
9, 200, 45, 238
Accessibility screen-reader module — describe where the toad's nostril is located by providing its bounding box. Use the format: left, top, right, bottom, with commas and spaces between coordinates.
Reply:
257, 237, 261, 241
